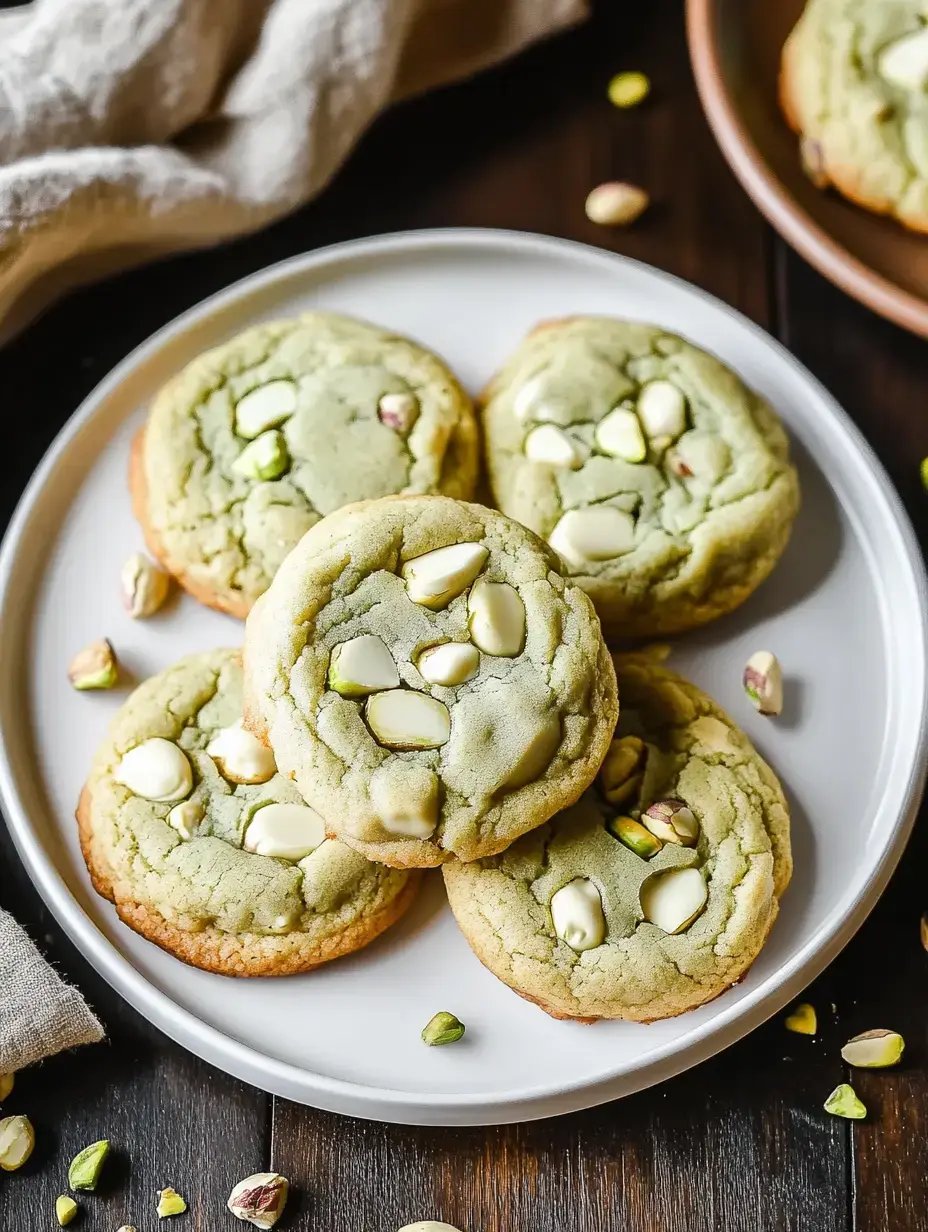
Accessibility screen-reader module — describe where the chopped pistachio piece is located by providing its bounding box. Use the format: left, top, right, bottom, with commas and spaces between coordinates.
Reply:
607, 814, 662, 859
232, 430, 290, 481
784, 1003, 817, 1036
841, 1029, 905, 1069
824, 1083, 867, 1120
421, 1012, 466, 1046
56, 1195, 79, 1226
921, 458, 928, 491
68, 1138, 110, 1190
743, 650, 783, 717
0, 1073, 13, 1102
921, 912, 928, 951
68, 638, 119, 690
608, 70, 650, 108
157, 1187, 187, 1218
0, 1114, 34, 1171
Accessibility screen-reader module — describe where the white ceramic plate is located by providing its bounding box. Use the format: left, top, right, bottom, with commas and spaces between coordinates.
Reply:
1, 230, 925, 1126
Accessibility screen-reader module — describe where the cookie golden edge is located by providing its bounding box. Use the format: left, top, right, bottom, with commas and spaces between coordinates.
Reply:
443, 658, 792, 1022
130, 316, 482, 620
478, 317, 801, 638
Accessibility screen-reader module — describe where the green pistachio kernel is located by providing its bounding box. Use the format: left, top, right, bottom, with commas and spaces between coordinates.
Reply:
56, 1195, 79, 1226
606, 814, 662, 859
68, 1139, 110, 1190
232, 430, 290, 481
608, 71, 650, 108
157, 1187, 187, 1218
421, 1012, 466, 1047
824, 1083, 867, 1120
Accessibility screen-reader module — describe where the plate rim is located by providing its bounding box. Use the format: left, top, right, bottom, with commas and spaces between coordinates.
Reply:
685, 0, 928, 340
1, 226, 925, 1125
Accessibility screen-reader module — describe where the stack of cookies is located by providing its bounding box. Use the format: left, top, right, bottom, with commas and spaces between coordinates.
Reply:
79, 311, 800, 1023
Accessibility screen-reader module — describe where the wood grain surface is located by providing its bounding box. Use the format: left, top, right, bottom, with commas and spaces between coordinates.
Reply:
1, 2, 926, 1229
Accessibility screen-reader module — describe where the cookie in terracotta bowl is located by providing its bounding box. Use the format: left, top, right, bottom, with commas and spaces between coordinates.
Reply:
77, 649, 419, 976
131, 312, 479, 618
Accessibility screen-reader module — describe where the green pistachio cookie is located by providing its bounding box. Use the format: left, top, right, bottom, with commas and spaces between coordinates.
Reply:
782, 1, 928, 231
132, 312, 479, 618
242, 494, 618, 869
480, 317, 800, 637
78, 649, 418, 976
443, 653, 792, 1021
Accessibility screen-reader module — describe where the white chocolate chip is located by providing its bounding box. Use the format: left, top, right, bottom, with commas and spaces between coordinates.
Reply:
235, 380, 298, 438
328, 635, 399, 697
370, 762, 440, 838
378, 392, 420, 434
244, 803, 327, 860
167, 799, 204, 840
641, 867, 707, 934
671, 430, 730, 483
584, 181, 649, 226
115, 738, 193, 802
402, 543, 489, 610
467, 581, 526, 657
549, 506, 635, 567
594, 407, 647, 462
637, 380, 687, 440
524, 424, 584, 469
365, 690, 451, 749
513, 375, 546, 421
207, 721, 276, 784
878, 27, 928, 91
416, 642, 479, 686
743, 650, 784, 717
641, 799, 699, 847
550, 878, 606, 952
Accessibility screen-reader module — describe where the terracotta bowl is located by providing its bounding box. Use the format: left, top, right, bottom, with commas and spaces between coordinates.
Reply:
687, 0, 928, 337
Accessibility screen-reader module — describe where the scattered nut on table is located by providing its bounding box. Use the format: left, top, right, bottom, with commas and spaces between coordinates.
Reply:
784, 1003, 817, 1035
0, 1073, 14, 1102
584, 181, 649, 227
121, 552, 171, 618
841, 1029, 905, 1069
824, 1083, 866, 1120
68, 1138, 110, 1190
68, 638, 119, 690
0, 1114, 35, 1172
227, 1171, 289, 1228
55, 1195, 78, 1226
156, 1187, 187, 1218
608, 71, 650, 108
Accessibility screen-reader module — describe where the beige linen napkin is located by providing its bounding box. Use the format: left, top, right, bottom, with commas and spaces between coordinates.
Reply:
0, 0, 587, 1065
0, 0, 588, 336
0, 909, 103, 1072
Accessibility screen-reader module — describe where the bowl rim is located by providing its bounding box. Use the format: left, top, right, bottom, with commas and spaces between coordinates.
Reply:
686, 0, 928, 338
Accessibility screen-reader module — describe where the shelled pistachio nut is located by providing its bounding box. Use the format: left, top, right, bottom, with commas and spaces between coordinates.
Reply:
55, 1195, 79, 1226
743, 650, 783, 717
598, 735, 646, 805
0, 1115, 34, 1172
232, 430, 290, 481
121, 552, 171, 618
824, 1084, 866, 1120
641, 799, 699, 847
784, 1003, 817, 1036
227, 1171, 289, 1228
156, 1187, 187, 1218
68, 1139, 110, 1190
68, 638, 118, 691
841, 1030, 905, 1069
0, 1073, 13, 1102
421, 1012, 465, 1046
585, 181, 649, 227
607, 814, 662, 859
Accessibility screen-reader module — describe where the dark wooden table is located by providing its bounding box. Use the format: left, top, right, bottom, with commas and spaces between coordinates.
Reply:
2, 3, 927, 1229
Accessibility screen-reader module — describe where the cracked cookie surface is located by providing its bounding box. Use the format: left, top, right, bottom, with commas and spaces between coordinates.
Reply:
78, 648, 418, 976
781, 0, 928, 232
480, 317, 800, 636
442, 654, 792, 1022
132, 312, 479, 618
242, 494, 618, 868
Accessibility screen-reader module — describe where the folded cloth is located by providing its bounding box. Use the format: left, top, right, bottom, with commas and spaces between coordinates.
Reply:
0, 908, 103, 1073
0, 0, 588, 336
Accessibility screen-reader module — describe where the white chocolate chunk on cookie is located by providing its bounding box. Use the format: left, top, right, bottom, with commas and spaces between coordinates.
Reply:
235, 380, 298, 438
637, 380, 687, 440
416, 642, 479, 686
550, 878, 606, 951
328, 635, 399, 697
207, 720, 276, 784
641, 867, 707, 934
402, 543, 489, 609
524, 424, 584, 468
467, 581, 526, 657
549, 506, 635, 566
365, 690, 451, 749
595, 407, 646, 462
244, 803, 327, 860
115, 738, 192, 802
